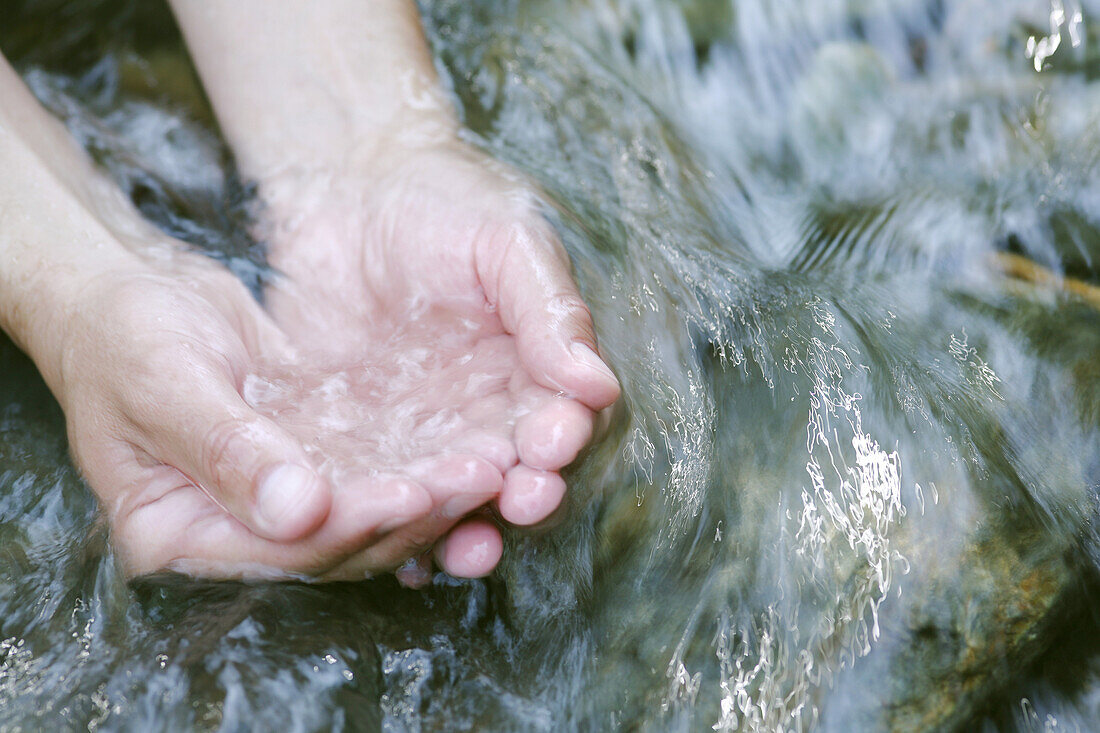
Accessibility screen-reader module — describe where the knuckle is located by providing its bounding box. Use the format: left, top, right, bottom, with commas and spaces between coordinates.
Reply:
548, 292, 591, 317
199, 418, 258, 489
549, 293, 596, 334
116, 343, 212, 429
140, 341, 202, 377
515, 291, 596, 341
395, 527, 439, 559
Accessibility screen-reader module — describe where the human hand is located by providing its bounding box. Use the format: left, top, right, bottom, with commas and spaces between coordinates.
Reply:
46, 244, 502, 580
0, 51, 444, 581
257, 139, 621, 582
168, 0, 619, 583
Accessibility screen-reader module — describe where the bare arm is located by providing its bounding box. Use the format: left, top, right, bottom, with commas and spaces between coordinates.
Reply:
0, 53, 142, 394
0, 52, 354, 572
169, 0, 457, 191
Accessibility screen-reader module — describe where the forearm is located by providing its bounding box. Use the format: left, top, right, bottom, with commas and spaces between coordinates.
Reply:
169, 0, 458, 192
0, 53, 144, 392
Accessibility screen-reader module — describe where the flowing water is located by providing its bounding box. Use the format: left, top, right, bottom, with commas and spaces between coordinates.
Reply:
3, 0, 1100, 730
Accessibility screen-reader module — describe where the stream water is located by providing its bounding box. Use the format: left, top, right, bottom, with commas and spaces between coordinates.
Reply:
3, 0, 1100, 730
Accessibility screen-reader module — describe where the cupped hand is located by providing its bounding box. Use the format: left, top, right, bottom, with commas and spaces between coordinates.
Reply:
258, 139, 621, 581
56, 245, 503, 580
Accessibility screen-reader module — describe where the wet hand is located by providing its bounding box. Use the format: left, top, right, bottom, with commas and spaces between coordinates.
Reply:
52, 247, 482, 580
259, 139, 621, 581
0, 49, 452, 581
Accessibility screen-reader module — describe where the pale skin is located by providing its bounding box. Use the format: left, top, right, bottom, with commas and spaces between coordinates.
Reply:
0, 1, 618, 583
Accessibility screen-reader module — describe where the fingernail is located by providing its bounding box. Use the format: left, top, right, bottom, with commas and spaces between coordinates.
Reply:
396, 556, 433, 589
594, 404, 614, 440
570, 342, 618, 384
257, 463, 318, 529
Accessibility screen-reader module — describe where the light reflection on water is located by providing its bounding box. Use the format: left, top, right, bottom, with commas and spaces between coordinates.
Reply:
2, 0, 1100, 730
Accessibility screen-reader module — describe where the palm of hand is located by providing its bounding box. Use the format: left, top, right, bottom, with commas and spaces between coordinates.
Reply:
64, 255, 434, 581
259, 145, 613, 580
74, 146, 617, 584
70, 254, 521, 582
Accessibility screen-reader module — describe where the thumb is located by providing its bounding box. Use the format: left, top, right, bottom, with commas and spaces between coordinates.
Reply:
134, 379, 331, 542
480, 221, 621, 410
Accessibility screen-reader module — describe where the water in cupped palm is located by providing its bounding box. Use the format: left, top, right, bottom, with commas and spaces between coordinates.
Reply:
3, 0, 1100, 729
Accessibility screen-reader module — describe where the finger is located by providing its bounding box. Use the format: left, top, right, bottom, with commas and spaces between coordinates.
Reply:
514, 395, 594, 471
434, 518, 503, 578
118, 474, 433, 579
315, 475, 435, 556
321, 454, 503, 579
405, 453, 504, 517
479, 221, 620, 410
497, 465, 567, 526
450, 430, 518, 473
128, 375, 331, 542
100, 457, 220, 576
395, 555, 434, 588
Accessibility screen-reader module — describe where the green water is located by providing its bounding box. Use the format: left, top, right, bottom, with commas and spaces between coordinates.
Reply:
3, 0, 1100, 730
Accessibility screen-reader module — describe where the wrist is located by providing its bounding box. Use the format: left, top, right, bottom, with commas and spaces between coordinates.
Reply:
251, 121, 464, 234
249, 71, 460, 184
171, 0, 460, 197
0, 234, 139, 400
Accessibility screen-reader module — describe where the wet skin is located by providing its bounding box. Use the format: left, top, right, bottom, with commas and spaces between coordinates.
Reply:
233, 141, 622, 581
0, 1, 619, 584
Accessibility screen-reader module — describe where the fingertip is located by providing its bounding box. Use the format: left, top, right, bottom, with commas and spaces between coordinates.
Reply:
451, 455, 506, 495
492, 237, 619, 409
515, 398, 594, 471
565, 342, 621, 409
499, 465, 567, 525
435, 519, 503, 578
372, 477, 435, 533
409, 454, 504, 503
254, 462, 332, 540
452, 432, 519, 473
395, 555, 434, 588
519, 334, 621, 410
